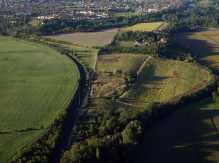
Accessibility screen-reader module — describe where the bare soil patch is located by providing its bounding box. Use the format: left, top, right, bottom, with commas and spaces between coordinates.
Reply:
91, 76, 127, 98
97, 56, 120, 62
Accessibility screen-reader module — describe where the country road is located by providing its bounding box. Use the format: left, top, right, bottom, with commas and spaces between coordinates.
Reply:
52, 53, 97, 163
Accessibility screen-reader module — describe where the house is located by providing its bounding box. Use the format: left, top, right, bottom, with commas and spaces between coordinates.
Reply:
158, 38, 166, 43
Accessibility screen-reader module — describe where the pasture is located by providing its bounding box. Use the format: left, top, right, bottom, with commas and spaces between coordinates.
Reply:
43, 28, 119, 46
119, 57, 210, 106
122, 22, 163, 32
112, 41, 135, 46
0, 37, 80, 162
134, 98, 219, 163
43, 40, 97, 72
113, 12, 142, 17
173, 27, 219, 75
96, 53, 149, 77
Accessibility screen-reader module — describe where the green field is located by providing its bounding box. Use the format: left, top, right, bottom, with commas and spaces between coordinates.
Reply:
112, 41, 135, 47
119, 57, 210, 106
112, 12, 142, 17
43, 41, 97, 72
43, 28, 119, 46
0, 37, 80, 162
134, 98, 219, 163
122, 22, 164, 32
96, 53, 149, 77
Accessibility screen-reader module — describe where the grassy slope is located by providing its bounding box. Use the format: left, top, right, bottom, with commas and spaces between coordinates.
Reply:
112, 12, 142, 17
43, 28, 119, 46
173, 27, 219, 75
122, 22, 163, 32
119, 57, 210, 106
0, 37, 80, 162
134, 98, 219, 163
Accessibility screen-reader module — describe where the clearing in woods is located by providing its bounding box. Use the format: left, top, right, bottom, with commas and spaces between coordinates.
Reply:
0, 37, 80, 162
173, 27, 219, 75
122, 22, 164, 32
43, 28, 119, 46
119, 57, 210, 107
134, 98, 219, 163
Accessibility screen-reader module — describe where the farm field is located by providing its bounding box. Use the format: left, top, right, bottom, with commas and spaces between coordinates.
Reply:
134, 98, 219, 163
96, 53, 149, 77
43, 28, 119, 46
43, 40, 97, 72
112, 12, 142, 17
112, 41, 135, 47
0, 37, 80, 162
122, 22, 163, 32
173, 27, 219, 75
119, 57, 210, 106
157, 22, 169, 30
28, 19, 40, 27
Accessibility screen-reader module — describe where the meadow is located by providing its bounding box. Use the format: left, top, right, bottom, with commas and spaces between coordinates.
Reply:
119, 57, 210, 106
173, 27, 219, 75
122, 22, 164, 32
43, 28, 119, 46
112, 41, 135, 47
134, 98, 219, 163
96, 53, 149, 77
112, 12, 142, 17
43, 40, 98, 72
0, 37, 80, 162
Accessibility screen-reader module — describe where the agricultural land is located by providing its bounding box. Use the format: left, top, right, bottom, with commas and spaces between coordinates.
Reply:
134, 98, 219, 163
122, 22, 164, 32
173, 27, 219, 75
43, 28, 119, 46
112, 12, 143, 17
112, 41, 135, 47
119, 57, 210, 107
0, 37, 80, 162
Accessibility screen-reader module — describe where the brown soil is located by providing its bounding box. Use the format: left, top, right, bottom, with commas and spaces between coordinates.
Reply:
91, 77, 127, 98
97, 56, 120, 62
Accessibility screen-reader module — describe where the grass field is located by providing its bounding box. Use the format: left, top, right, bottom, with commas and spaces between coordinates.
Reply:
28, 20, 40, 27
173, 27, 219, 75
43, 28, 119, 46
0, 37, 80, 162
134, 98, 219, 163
122, 22, 164, 32
42, 40, 97, 72
119, 57, 210, 106
112, 12, 142, 17
112, 41, 135, 47
96, 53, 149, 78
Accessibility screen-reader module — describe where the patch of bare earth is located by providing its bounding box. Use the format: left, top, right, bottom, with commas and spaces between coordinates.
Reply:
168, 63, 210, 102
91, 77, 127, 98
97, 56, 120, 62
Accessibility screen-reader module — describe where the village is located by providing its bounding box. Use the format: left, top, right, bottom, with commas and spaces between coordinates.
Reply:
0, 0, 182, 21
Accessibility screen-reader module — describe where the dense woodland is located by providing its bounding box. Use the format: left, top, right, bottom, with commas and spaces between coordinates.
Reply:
4, 0, 219, 162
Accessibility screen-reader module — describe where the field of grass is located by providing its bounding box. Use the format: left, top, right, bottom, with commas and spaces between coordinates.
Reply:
122, 22, 163, 32
112, 41, 135, 47
0, 37, 80, 162
28, 20, 40, 27
96, 53, 149, 77
173, 27, 219, 75
157, 22, 169, 30
119, 57, 210, 106
112, 12, 142, 17
134, 98, 219, 163
43, 41, 97, 72
43, 28, 119, 46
